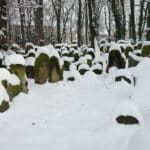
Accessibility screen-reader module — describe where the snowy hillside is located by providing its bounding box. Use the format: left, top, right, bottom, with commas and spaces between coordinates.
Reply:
0, 61, 150, 150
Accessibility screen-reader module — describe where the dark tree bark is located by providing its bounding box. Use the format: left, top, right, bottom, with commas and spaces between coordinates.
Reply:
35, 0, 44, 46
111, 0, 124, 40
130, 0, 136, 42
85, 0, 88, 45
0, 0, 7, 50
52, 0, 62, 44
120, 0, 126, 39
146, 2, 150, 41
17, 0, 26, 47
138, 0, 145, 41
87, 0, 97, 48
77, 0, 83, 46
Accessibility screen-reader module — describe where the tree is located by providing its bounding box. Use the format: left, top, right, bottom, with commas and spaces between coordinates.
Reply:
52, 0, 62, 43
146, 1, 150, 40
17, 0, 26, 47
138, 0, 145, 40
120, 0, 126, 39
0, 0, 7, 50
77, 0, 83, 46
35, 0, 44, 45
111, 0, 124, 40
87, 0, 97, 48
130, 0, 136, 42
62, 0, 75, 43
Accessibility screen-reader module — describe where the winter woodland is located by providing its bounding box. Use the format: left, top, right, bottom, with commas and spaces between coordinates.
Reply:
0, 0, 150, 150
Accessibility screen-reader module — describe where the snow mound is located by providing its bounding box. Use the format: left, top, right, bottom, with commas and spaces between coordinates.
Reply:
49, 49, 60, 58
91, 64, 102, 70
135, 58, 150, 79
112, 101, 143, 126
0, 84, 9, 103
129, 52, 143, 62
25, 57, 35, 66
0, 68, 20, 86
78, 64, 90, 70
9, 74, 20, 86
46, 44, 55, 51
5, 54, 25, 66
115, 69, 133, 81
109, 43, 121, 53
36, 47, 50, 58
62, 56, 74, 62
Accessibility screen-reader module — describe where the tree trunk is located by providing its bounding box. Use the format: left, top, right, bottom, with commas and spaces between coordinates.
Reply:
85, 0, 88, 45
138, 0, 145, 41
112, 0, 124, 40
120, 0, 126, 39
146, 2, 150, 41
77, 0, 83, 47
35, 0, 44, 45
88, 0, 96, 48
18, 0, 26, 47
130, 0, 136, 42
0, 0, 7, 50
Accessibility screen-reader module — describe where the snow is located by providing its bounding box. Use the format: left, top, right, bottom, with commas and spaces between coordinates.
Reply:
135, 58, 150, 79
64, 70, 80, 81
46, 44, 55, 51
77, 56, 91, 65
25, 42, 34, 48
91, 64, 102, 70
0, 68, 13, 82
0, 52, 3, 59
26, 49, 36, 56
0, 68, 20, 104
49, 49, 60, 58
36, 46, 50, 58
9, 74, 20, 86
25, 57, 35, 66
115, 69, 133, 82
78, 63, 90, 70
143, 41, 150, 46
128, 52, 143, 62
0, 84, 9, 103
112, 101, 143, 126
132, 58, 150, 114
109, 43, 121, 53
0, 67, 149, 150
5, 54, 25, 66
62, 56, 74, 62
1, 43, 150, 150
0, 68, 20, 86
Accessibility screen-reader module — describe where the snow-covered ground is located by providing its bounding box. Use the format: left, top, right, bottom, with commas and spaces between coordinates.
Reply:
0, 68, 150, 150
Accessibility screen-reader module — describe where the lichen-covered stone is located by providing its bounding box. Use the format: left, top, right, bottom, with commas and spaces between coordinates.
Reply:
63, 61, 70, 71
128, 55, 139, 67
9, 64, 28, 93
25, 43, 34, 54
115, 76, 132, 84
2, 80, 21, 100
106, 50, 125, 72
49, 56, 63, 83
116, 115, 139, 125
93, 69, 102, 75
0, 101, 9, 113
67, 77, 75, 81
34, 54, 49, 84
79, 69, 88, 75
125, 46, 133, 57
26, 66, 34, 79
142, 44, 150, 57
